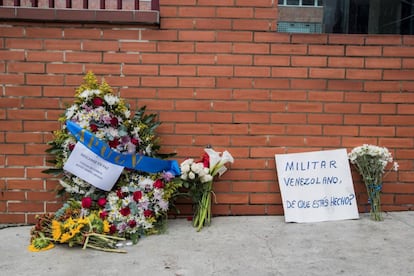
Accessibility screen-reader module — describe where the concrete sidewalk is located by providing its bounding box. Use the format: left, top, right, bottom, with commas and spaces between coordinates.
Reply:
1, 211, 413, 276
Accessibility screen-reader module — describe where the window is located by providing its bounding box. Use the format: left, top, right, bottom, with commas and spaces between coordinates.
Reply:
277, 0, 414, 34
278, 0, 324, 6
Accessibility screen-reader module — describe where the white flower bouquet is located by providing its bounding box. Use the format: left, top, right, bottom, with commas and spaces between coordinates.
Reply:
348, 144, 398, 221
180, 148, 234, 231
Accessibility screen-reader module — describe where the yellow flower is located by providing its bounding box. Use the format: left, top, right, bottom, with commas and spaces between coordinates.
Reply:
103, 220, 110, 233
51, 220, 62, 241
28, 242, 54, 252
28, 234, 55, 252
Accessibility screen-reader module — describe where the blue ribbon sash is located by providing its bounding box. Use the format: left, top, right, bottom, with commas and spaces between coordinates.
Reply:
66, 120, 180, 176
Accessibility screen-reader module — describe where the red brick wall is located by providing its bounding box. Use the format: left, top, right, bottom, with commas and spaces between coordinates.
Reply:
1, 0, 413, 224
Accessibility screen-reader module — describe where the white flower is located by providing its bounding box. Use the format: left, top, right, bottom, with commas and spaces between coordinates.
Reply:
104, 94, 119, 106
79, 89, 94, 99
188, 171, 195, 180
200, 174, 213, 183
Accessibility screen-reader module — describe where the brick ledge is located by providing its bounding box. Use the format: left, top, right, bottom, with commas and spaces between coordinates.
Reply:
0, 7, 159, 25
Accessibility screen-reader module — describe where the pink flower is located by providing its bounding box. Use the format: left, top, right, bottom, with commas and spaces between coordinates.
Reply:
92, 97, 104, 106
97, 197, 107, 208
81, 197, 92, 209
153, 179, 164, 189
133, 191, 142, 201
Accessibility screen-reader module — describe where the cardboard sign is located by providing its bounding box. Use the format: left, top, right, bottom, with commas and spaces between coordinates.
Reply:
275, 149, 359, 223
63, 142, 124, 191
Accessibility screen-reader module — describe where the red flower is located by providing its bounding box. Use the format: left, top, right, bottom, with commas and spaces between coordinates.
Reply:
133, 191, 142, 201
120, 207, 131, 216
92, 97, 104, 106
153, 179, 164, 189
116, 189, 124, 199
109, 224, 117, 234
131, 137, 139, 145
201, 152, 210, 168
144, 210, 153, 218
97, 197, 107, 208
128, 220, 137, 228
68, 143, 75, 151
99, 210, 108, 220
110, 117, 118, 127
90, 124, 98, 132
81, 197, 92, 209
109, 139, 120, 148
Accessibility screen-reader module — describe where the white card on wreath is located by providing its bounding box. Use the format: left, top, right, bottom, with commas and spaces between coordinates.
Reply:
275, 148, 359, 223
63, 142, 124, 191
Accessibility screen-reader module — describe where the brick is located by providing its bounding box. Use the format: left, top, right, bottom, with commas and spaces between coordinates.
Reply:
140, 53, 178, 64
123, 64, 159, 75
217, 31, 253, 42
397, 127, 414, 137
233, 19, 272, 31
43, 39, 81, 50
0, 144, 24, 154
346, 46, 382, 56
344, 115, 379, 125
193, 135, 231, 146
235, 66, 270, 77
249, 124, 285, 135
364, 81, 401, 92
161, 65, 196, 76
360, 126, 395, 137
384, 70, 414, 81
217, 54, 252, 65
291, 34, 328, 44
7, 179, 44, 190
212, 124, 248, 134
268, 136, 305, 147
178, 30, 215, 41
8, 202, 44, 212
178, 6, 216, 17
382, 115, 414, 125
230, 205, 266, 215
5, 38, 43, 49
398, 105, 414, 114
7, 110, 46, 120
175, 100, 211, 111
309, 45, 344, 56
7, 156, 44, 166
161, 18, 195, 29
271, 44, 307, 55
196, 42, 232, 53
179, 54, 215, 65
271, 113, 306, 124
233, 89, 270, 100
7, 62, 45, 73
310, 68, 345, 79
308, 114, 343, 124
213, 101, 248, 111
234, 113, 270, 123
346, 69, 382, 80
26, 27, 63, 38
272, 67, 307, 78
198, 66, 233, 77
195, 19, 232, 30
383, 46, 414, 57
250, 101, 285, 112
323, 126, 358, 136
290, 79, 326, 90
344, 92, 379, 102
361, 104, 396, 114
141, 76, 177, 87
217, 77, 253, 88
0, 214, 25, 224
179, 77, 215, 87
324, 103, 359, 113
215, 193, 249, 204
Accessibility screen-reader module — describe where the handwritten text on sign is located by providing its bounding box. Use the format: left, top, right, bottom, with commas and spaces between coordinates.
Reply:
63, 142, 124, 191
275, 149, 359, 223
